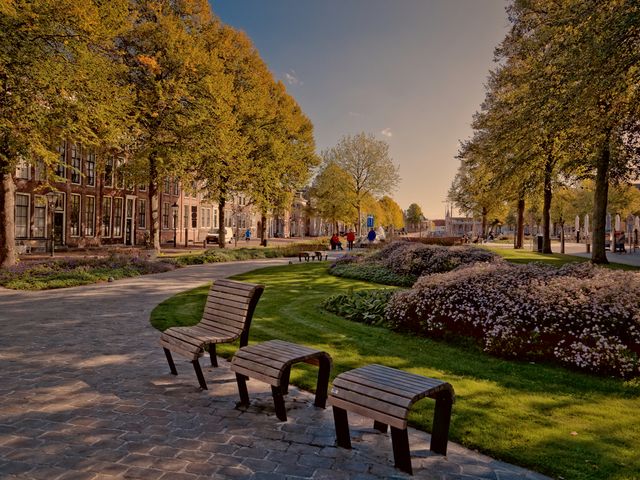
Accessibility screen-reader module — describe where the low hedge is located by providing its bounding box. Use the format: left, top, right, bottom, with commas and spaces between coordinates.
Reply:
173, 243, 328, 266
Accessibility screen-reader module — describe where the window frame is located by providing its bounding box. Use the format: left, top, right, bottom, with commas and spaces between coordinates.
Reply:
15, 193, 30, 238
70, 194, 81, 237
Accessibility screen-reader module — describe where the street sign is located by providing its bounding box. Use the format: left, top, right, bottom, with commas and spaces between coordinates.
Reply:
366, 215, 374, 228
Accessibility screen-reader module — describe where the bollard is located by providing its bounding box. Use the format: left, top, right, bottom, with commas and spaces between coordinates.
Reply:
586, 243, 591, 253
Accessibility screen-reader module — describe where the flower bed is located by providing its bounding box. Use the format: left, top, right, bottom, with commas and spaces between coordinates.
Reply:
0, 254, 175, 290
386, 262, 640, 378
329, 241, 500, 286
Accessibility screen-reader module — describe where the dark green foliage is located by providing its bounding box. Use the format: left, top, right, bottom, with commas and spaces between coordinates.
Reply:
329, 263, 415, 287
321, 289, 396, 326
173, 243, 327, 266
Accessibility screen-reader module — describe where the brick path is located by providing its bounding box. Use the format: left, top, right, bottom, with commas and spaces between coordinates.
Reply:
0, 259, 551, 479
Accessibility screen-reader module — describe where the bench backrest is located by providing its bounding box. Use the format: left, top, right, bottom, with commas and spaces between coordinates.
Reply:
200, 279, 265, 345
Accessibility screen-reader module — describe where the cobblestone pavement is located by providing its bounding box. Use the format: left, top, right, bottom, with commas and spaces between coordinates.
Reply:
0, 259, 552, 480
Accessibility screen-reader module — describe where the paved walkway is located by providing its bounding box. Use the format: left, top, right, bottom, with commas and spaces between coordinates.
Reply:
0, 259, 551, 480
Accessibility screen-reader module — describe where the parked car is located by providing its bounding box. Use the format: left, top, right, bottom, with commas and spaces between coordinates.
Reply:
205, 227, 234, 244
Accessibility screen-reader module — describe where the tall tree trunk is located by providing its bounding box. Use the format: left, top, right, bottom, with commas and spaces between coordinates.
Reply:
481, 206, 487, 239
357, 203, 362, 236
516, 197, 525, 249
592, 136, 611, 264
542, 156, 553, 254
0, 170, 17, 268
260, 213, 267, 244
218, 195, 226, 248
149, 157, 160, 253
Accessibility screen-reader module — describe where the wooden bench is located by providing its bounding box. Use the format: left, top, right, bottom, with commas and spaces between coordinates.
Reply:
313, 251, 328, 261
329, 364, 454, 475
159, 279, 264, 390
298, 251, 311, 262
230, 339, 332, 421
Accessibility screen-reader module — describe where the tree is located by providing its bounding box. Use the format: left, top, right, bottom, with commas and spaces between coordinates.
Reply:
322, 133, 400, 234
0, 0, 131, 267
120, 0, 217, 252
309, 161, 357, 233
405, 203, 423, 231
378, 196, 404, 230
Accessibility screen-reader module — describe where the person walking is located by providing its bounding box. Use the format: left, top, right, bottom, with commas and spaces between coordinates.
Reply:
367, 228, 376, 244
346, 230, 355, 250
245, 228, 251, 242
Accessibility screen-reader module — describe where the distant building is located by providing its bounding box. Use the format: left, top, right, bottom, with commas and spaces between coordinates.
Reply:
444, 208, 481, 237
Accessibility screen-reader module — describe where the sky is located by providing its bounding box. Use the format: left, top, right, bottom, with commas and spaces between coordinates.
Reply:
211, 0, 510, 219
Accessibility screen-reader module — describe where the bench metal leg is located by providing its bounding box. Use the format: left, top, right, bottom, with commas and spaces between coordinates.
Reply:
373, 420, 388, 433
235, 373, 250, 406
391, 426, 412, 475
209, 344, 218, 367
431, 393, 453, 455
192, 360, 207, 390
281, 366, 291, 395
163, 348, 177, 375
271, 386, 287, 421
314, 355, 331, 409
332, 406, 352, 449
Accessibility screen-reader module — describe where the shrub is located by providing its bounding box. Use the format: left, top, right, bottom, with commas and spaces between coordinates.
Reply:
386, 261, 640, 378
330, 263, 415, 287
174, 243, 328, 266
0, 254, 175, 290
322, 289, 396, 326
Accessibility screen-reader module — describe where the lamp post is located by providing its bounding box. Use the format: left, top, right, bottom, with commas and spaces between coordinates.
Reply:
45, 192, 58, 257
171, 202, 178, 248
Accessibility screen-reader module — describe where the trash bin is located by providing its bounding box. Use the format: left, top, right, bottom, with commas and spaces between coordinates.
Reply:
536, 234, 543, 252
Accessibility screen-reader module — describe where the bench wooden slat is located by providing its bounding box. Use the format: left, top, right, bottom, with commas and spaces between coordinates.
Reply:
243, 341, 319, 363
330, 396, 407, 429
233, 349, 299, 371
233, 358, 281, 379
214, 279, 259, 292
160, 280, 264, 375
357, 364, 446, 390
231, 364, 282, 386
329, 386, 409, 420
341, 368, 445, 397
332, 377, 414, 409
197, 319, 243, 337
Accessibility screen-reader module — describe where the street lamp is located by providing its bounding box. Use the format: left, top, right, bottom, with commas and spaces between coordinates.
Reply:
45, 192, 58, 257
171, 202, 178, 248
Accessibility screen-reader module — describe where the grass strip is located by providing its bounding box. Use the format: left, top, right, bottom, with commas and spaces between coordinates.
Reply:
150, 263, 639, 480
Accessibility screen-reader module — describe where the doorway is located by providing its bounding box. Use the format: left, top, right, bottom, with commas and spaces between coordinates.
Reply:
53, 212, 64, 246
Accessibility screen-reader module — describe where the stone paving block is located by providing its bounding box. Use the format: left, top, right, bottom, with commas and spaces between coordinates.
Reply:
0, 261, 552, 480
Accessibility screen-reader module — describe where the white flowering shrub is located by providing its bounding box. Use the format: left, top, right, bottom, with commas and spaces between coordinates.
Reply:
370, 241, 501, 277
386, 262, 640, 378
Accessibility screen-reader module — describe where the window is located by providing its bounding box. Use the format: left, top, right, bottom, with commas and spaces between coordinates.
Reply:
138, 184, 146, 192
164, 178, 170, 194
191, 206, 197, 228
15, 194, 29, 238
102, 197, 112, 237
213, 208, 218, 228
183, 205, 189, 229
113, 198, 123, 237
34, 161, 45, 182
173, 179, 179, 196
15, 158, 30, 179
201, 207, 211, 229
86, 152, 96, 187
85, 196, 95, 236
71, 144, 81, 184
33, 196, 46, 238
70, 194, 81, 236
116, 159, 125, 189
56, 142, 67, 179
138, 199, 146, 228
162, 202, 170, 229
104, 157, 114, 187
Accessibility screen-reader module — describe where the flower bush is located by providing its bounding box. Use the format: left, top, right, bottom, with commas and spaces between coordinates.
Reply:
386, 261, 640, 378
329, 241, 500, 286
0, 254, 175, 290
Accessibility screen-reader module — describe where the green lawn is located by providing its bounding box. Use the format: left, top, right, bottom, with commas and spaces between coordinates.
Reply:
485, 246, 639, 270
150, 263, 640, 480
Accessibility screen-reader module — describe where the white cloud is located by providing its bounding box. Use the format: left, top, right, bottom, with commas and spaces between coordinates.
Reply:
381, 128, 393, 138
284, 70, 303, 86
